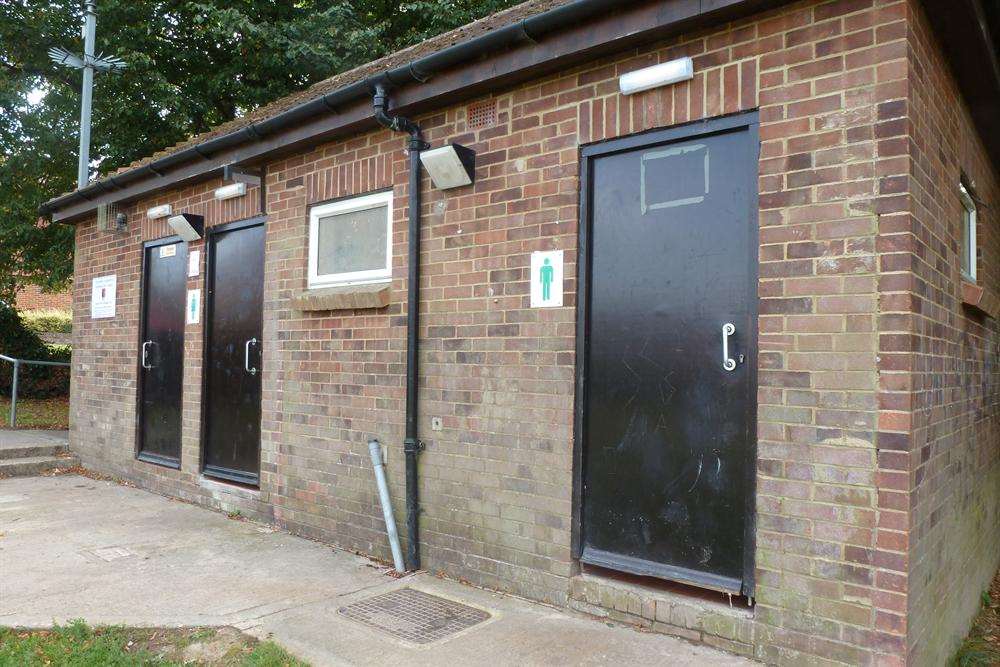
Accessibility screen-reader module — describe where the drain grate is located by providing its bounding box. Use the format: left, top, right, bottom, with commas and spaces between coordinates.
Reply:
338, 588, 490, 644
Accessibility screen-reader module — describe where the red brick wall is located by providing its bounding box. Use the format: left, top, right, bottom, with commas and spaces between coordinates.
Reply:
14, 284, 72, 312
67, 0, 997, 663
901, 1, 1000, 663
71, 179, 265, 506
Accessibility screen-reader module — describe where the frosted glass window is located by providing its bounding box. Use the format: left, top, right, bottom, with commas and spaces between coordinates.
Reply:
309, 191, 392, 288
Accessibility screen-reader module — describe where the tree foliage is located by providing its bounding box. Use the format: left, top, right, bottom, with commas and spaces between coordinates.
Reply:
0, 0, 520, 301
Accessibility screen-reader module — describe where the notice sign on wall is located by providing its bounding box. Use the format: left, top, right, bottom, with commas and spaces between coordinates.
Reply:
186, 289, 201, 325
188, 250, 200, 277
91, 274, 117, 319
530, 250, 564, 308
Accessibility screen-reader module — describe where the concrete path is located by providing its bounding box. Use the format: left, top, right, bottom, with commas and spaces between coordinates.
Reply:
0, 475, 753, 666
0, 429, 69, 446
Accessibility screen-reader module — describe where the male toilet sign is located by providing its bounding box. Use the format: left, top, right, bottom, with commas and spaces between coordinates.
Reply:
530, 250, 563, 308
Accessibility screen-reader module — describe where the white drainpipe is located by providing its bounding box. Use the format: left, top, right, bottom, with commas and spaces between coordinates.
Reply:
369, 438, 405, 573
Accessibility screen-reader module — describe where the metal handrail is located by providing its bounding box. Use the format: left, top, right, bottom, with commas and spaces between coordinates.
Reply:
0, 354, 71, 428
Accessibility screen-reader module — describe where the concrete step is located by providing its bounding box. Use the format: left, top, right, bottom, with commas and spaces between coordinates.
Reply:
0, 443, 69, 460
0, 454, 79, 478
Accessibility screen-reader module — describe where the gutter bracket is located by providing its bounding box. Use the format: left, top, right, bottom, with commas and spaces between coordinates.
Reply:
516, 19, 538, 44
407, 63, 431, 83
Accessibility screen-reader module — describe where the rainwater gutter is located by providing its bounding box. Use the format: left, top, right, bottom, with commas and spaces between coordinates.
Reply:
39, 0, 624, 218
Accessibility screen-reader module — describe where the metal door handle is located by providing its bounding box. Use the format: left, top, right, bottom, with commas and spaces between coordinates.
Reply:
245, 337, 258, 375
141, 341, 153, 369
722, 323, 736, 371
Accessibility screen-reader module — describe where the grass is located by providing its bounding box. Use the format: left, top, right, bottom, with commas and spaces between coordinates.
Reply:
0, 396, 69, 429
0, 620, 309, 666
951, 567, 1000, 666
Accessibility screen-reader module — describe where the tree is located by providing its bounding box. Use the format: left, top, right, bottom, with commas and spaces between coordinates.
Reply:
0, 0, 520, 302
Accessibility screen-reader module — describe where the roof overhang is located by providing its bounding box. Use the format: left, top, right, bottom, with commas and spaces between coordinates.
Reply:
42, 0, 792, 224
921, 0, 1000, 172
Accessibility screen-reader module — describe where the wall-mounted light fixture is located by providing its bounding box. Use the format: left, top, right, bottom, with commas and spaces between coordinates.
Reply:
146, 203, 172, 219
167, 213, 204, 242
222, 164, 261, 186
214, 182, 247, 201
419, 144, 476, 190
619, 57, 694, 95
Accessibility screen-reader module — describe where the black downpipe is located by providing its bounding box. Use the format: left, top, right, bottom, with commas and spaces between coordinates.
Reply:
373, 83, 428, 571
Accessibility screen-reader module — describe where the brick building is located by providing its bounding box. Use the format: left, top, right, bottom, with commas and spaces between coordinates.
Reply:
13, 284, 72, 313
40, 0, 999, 663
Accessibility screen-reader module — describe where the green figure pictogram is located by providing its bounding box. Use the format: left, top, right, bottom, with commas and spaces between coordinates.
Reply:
540, 257, 554, 301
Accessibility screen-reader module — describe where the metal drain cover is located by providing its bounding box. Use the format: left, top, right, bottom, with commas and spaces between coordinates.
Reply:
339, 588, 490, 644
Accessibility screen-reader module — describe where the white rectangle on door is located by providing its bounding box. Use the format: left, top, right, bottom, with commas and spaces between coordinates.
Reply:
91, 274, 117, 318
530, 250, 564, 308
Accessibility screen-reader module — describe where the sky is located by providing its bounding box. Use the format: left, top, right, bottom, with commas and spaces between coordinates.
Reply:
27, 88, 47, 105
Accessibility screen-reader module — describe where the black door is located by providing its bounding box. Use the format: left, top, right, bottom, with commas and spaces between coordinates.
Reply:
202, 217, 265, 485
138, 237, 188, 467
576, 114, 758, 595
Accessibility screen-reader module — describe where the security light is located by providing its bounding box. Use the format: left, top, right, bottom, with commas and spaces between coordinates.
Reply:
619, 57, 694, 95
214, 182, 247, 201
419, 144, 476, 190
167, 213, 204, 242
146, 203, 172, 219
222, 164, 261, 186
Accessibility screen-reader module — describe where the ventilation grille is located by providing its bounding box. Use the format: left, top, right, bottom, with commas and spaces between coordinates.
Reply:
467, 100, 497, 130
96, 202, 122, 232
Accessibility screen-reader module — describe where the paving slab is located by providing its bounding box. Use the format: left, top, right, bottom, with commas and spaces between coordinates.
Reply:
0, 475, 754, 666
0, 429, 69, 449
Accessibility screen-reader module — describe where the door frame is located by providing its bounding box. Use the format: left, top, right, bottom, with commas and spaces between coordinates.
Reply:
571, 111, 760, 596
135, 234, 186, 469
198, 214, 267, 486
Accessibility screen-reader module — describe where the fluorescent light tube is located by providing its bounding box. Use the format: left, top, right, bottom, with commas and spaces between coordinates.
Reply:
146, 204, 172, 219
619, 57, 694, 95
214, 182, 247, 200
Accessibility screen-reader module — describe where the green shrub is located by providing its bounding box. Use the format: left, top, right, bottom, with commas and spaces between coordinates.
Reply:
20, 308, 72, 334
0, 304, 70, 398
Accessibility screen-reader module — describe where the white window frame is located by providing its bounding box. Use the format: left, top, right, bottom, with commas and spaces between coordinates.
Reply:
960, 182, 977, 282
308, 190, 393, 289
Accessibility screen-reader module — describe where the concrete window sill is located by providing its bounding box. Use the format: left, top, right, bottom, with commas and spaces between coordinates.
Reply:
961, 280, 999, 318
291, 283, 391, 311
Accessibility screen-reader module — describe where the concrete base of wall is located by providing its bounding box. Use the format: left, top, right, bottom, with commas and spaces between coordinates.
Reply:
568, 571, 756, 659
